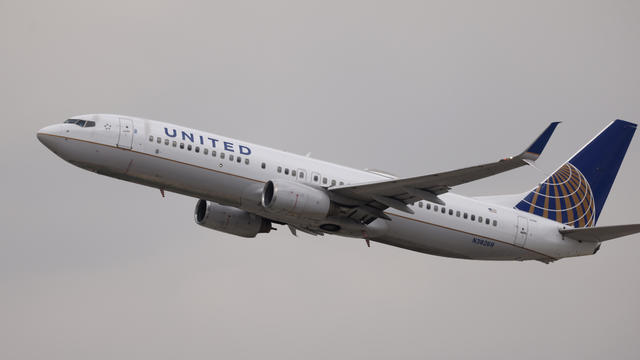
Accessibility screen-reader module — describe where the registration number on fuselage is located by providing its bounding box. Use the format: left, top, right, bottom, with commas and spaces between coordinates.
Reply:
472, 237, 495, 248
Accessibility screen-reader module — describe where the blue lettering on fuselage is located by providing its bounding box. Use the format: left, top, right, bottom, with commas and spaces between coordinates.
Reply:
472, 237, 495, 248
239, 145, 251, 155
163, 127, 252, 155
181, 131, 194, 142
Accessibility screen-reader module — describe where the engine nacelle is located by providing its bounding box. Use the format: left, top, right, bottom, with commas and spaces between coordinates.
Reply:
194, 200, 272, 238
261, 180, 331, 220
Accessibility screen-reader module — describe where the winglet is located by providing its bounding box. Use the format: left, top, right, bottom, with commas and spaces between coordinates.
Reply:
522, 122, 560, 160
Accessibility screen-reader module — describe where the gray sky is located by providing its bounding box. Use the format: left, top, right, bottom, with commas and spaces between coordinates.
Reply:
2, 1, 639, 359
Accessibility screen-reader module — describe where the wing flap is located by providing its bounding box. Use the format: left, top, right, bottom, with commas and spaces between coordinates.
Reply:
559, 224, 640, 242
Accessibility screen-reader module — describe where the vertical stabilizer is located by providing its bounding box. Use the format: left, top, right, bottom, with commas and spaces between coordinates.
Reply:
515, 120, 636, 228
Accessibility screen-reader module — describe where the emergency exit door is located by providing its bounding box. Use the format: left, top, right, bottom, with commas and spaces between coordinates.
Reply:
117, 118, 134, 149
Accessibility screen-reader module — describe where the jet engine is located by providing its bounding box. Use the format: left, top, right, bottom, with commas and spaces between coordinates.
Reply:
194, 200, 272, 238
261, 180, 332, 220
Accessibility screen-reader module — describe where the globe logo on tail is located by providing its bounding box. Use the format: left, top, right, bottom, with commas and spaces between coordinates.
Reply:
516, 163, 595, 228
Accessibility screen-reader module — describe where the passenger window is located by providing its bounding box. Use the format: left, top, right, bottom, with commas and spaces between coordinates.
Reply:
471, 215, 475, 221
339, 181, 344, 185
418, 202, 423, 208
292, 170, 297, 177
229, 155, 234, 161
277, 166, 282, 173
149, 135, 154, 142
464, 213, 468, 219
187, 145, 192, 151
493, 220, 498, 227
478, 216, 483, 223
331, 180, 336, 186
195, 146, 200, 153
204, 148, 208, 155
485, 218, 490, 225
237, 156, 241, 163
157, 137, 161, 144
179, 143, 184, 149
212, 150, 216, 157
284, 168, 289, 175
299, 172, 304, 179
322, 177, 328, 184
245, 158, 250, 165
426, 203, 431, 210
456, 211, 461, 217
261, 162, 266, 169
172, 141, 177, 147
448, 209, 453, 215
441, 207, 446, 214
434, 205, 439, 212
164, 139, 169, 145
313, 175, 319, 182
220, 152, 225, 159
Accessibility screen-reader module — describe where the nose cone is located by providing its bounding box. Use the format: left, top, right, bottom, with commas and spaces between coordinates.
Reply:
37, 125, 62, 151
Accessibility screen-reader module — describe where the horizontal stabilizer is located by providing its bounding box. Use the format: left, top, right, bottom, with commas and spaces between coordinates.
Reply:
559, 224, 640, 242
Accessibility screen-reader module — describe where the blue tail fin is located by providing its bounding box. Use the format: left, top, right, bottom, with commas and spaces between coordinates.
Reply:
515, 120, 637, 228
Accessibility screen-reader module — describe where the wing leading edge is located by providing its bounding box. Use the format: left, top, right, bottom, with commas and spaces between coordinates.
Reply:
330, 122, 560, 223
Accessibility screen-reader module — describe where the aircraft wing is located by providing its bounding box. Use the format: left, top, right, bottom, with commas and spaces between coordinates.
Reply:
329, 122, 560, 222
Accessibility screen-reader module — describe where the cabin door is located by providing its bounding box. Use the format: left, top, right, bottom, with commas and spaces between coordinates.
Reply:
117, 118, 134, 149
515, 216, 529, 247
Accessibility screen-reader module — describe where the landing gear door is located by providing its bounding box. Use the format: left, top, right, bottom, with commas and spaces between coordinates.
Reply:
117, 118, 134, 149
515, 216, 528, 247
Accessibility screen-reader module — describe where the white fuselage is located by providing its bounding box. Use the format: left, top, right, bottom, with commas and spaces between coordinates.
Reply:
37, 114, 598, 262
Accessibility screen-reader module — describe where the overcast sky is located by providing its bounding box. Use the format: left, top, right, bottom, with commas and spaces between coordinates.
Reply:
2, 1, 639, 359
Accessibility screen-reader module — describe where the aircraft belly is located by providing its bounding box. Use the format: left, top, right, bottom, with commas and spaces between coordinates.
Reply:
377, 213, 536, 261
51, 136, 132, 173
130, 155, 237, 203
64, 138, 258, 206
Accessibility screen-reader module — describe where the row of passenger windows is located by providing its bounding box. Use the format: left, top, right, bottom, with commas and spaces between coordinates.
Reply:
274, 166, 344, 186
417, 202, 498, 227
151, 135, 346, 187
150, 136, 344, 186
64, 119, 96, 128
149, 136, 250, 165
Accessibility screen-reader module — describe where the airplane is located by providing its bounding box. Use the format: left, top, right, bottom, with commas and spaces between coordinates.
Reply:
37, 115, 640, 263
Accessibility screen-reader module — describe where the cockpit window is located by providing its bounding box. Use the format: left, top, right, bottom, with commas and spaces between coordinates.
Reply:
64, 119, 95, 128
65, 119, 85, 126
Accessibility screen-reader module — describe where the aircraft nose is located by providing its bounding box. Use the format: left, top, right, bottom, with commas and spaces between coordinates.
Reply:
37, 125, 61, 150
